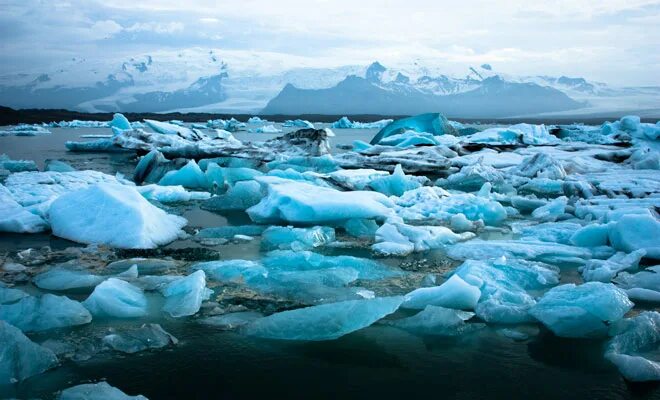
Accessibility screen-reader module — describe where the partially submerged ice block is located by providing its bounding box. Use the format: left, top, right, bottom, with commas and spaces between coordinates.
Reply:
614, 265, 660, 302
33, 267, 105, 291
246, 296, 404, 340
368, 164, 424, 196
261, 226, 335, 251
609, 214, 660, 259
385, 305, 483, 336
370, 113, 456, 145
262, 250, 401, 280
83, 278, 148, 318
193, 260, 267, 284
580, 250, 646, 282
49, 183, 187, 249
158, 160, 209, 189
452, 258, 560, 323
605, 311, 660, 382
58, 382, 149, 400
203, 180, 263, 211
103, 323, 178, 354
110, 113, 132, 131
162, 270, 211, 318
372, 222, 474, 256
0, 184, 48, 233
247, 177, 394, 224
0, 320, 58, 385
529, 282, 633, 338
447, 239, 600, 264
0, 293, 92, 332
402, 274, 481, 310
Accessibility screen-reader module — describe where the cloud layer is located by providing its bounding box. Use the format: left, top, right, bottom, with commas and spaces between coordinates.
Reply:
1, 0, 658, 85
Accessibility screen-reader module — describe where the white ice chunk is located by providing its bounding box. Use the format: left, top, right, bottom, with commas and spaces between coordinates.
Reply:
402, 274, 481, 310
83, 278, 148, 318
0, 294, 91, 332
161, 270, 211, 318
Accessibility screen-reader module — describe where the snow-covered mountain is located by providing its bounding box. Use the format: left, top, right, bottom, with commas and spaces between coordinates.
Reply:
0, 50, 658, 117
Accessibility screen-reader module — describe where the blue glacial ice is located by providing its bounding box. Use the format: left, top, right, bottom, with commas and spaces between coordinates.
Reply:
145, 119, 197, 140
372, 222, 474, 256
247, 177, 394, 224
605, 311, 660, 382
0, 320, 58, 384
402, 274, 481, 310
331, 117, 393, 129
0, 124, 51, 137
161, 270, 212, 318
246, 296, 404, 340
136, 184, 210, 203
58, 382, 149, 400
251, 124, 282, 133
529, 282, 633, 338
83, 278, 148, 318
385, 305, 483, 336
437, 162, 504, 192
580, 250, 646, 282
342, 218, 379, 238
451, 257, 560, 323
261, 225, 335, 251
158, 160, 209, 189
0, 293, 92, 332
33, 267, 106, 291
283, 119, 314, 129
614, 265, 660, 302
447, 239, 600, 264
370, 113, 456, 145
110, 113, 132, 131
193, 260, 268, 284
608, 214, 660, 259
45, 160, 76, 172
201, 311, 264, 330
103, 323, 178, 354
0, 283, 28, 305
203, 180, 263, 211
0, 184, 48, 233
0, 154, 38, 172
368, 164, 425, 196
531, 196, 568, 222
49, 183, 187, 249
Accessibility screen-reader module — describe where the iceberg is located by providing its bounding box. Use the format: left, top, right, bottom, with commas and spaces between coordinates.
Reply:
203, 180, 263, 211
0, 154, 38, 172
529, 282, 633, 338
0, 124, 51, 137
49, 184, 187, 249
613, 265, 660, 301
261, 225, 335, 251
83, 278, 148, 318
332, 117, 393, 129
247, 177, 394, 224
370, 113, 456, 145
283, 119, 314, 129
194, 260, 267, 284
605, 311, 660, 382
385, 306, 482, 336
531, 196, 568, 222
159, 160, 208, 189
437, 163, 504, 192
110, 113, 132, 131
252, 124, 282, 133
510, 153, 566, 180
608, 214, 660, 259
161, 270, 211, 318
452, 258, 560, 323
368, 164, 425, 196
145, 119, 198, 140
136, 184, 210, 203
0, 184, 48, 233
569, 223, 611, 247
447, 239, 597, 264
246, 296, 404, 340
0, 284, 28, 305
59, 382, 149, 400
0, 293, 92, 332
580, 250, 646, 282
34, 267, 105, 291
103, 323, 178, 354
0, 320, 58, 384
402, 274, 481, 310
45, 160, 76, 172
372, 222, 474, 256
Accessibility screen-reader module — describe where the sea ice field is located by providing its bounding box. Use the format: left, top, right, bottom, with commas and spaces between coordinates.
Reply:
0, 113, 659, 399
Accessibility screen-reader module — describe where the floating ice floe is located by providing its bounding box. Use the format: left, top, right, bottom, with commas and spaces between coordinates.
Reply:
145, 119, 198, 140
605, 311, 660, 382
384, 305, 483, 336
372, 222, 474, 256
447, 239, 603, 264
207, 117, 246, 131
283, 119, 314, 129
161, 270, 211, 318
34, 267, 106, 291
251, 124, 282, 133
529, 282, 633, 338
82, 278, 148, 318
0, 154, 38, 172
580, 250, 646, 282
450, 257, 560, 323
49, 183, 187, 249
0, 320, 58, 384
247, 176, 394, 224
370, 113, 456, 145
261, 225, 335, 251
331, 116, 393, 129
58, 382, 149, 400
367, 164, 426, 196
0, 184, 48, 233
402, 274, 481, 310
201, 311, 264, 330
608, 214, 660, 259
0, 124, 51, 136
246, 296, 404, 340
0, 293, 92, 332
103, 323, 178, 354
614, 265, 660, 302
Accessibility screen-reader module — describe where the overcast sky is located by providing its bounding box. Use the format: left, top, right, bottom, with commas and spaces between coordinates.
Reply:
1, 0, 659, 85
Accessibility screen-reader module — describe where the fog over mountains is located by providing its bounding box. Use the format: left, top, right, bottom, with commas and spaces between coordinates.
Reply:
1, 50, 659, 118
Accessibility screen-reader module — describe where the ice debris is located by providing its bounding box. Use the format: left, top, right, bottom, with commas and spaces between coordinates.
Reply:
83, 278, 148, 318
58, 382, 148, 400
370, 113, 456, 145
0, 320, 58, 384
103, 323, 178, 353
605, 311, 660, 382
385, 306, 482, 336
161, 270, 211, 318
0, 293, 92, 332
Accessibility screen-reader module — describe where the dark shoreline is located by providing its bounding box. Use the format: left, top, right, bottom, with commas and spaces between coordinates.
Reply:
1, 105, 658, 126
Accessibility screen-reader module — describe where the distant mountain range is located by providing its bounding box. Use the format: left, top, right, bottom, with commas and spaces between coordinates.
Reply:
1, 51, 659, 118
